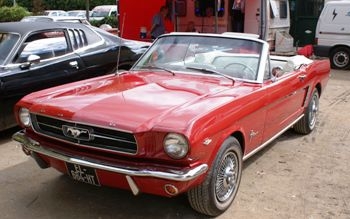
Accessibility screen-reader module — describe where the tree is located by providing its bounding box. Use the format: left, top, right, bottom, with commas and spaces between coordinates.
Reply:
32, 0, 44, 15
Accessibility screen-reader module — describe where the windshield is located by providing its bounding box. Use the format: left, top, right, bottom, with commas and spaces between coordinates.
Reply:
132, 35, 263, 81
91, 8, 110, 17
0, 33, 20, 65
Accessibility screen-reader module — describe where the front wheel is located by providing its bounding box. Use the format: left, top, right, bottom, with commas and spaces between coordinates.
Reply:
330, 46, 350, 70
294, 89, 319, 134
187, 137, 242, 216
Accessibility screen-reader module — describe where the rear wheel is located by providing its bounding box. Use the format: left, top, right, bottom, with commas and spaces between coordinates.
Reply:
294, 89, 319, 134
330, 46, 350, 69
187, 137, 242, 216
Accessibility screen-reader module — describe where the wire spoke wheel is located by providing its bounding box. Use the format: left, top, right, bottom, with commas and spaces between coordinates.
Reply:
187, 137, 242, 217
308, 92, 319, 129
215, 151, 238, 202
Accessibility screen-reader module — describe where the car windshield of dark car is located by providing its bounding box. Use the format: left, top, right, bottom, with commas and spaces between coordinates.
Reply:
0, 33, 19, 65
132, 35, 263, 81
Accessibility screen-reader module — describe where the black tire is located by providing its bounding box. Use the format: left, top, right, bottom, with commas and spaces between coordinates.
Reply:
294, 90, 319, 134
187, 137, 242, 216
330, 46, 350, 70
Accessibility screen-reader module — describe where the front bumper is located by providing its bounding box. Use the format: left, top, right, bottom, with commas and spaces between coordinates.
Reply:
12, 130, 208, 195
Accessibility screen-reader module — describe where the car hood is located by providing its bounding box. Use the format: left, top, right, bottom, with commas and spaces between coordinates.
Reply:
26, 71, 249, 133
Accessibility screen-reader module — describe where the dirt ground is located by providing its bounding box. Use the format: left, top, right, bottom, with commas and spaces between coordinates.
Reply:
0, 69, 349, 219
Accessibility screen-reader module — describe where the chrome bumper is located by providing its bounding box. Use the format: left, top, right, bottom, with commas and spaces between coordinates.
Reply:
12, 131, 208, 182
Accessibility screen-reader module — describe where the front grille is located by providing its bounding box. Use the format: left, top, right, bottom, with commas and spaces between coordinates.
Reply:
31, 114, 137, 154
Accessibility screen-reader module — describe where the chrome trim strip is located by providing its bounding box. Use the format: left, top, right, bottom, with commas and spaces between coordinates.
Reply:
37, 122, 61, 131
91, 133, 136, 144
13, 131, 208, 182
243, 114, 304, 161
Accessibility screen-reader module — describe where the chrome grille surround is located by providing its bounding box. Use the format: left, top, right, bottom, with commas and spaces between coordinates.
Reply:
30, 113, 138, 155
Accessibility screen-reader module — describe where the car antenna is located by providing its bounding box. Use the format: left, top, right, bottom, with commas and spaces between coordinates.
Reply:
115, 13, 126, 76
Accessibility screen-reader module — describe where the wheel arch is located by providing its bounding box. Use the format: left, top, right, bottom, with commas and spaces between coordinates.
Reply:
315, 82, 322, 97
230, 131, 245, 155
330, 44, 350, 55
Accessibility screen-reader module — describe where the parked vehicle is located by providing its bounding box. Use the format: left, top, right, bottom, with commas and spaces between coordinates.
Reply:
90, 5, 118, 21
21, 15, 91, 25
67, 10, 88, 18
119, 0, 294, 52
44, 10, 68, 16
0, 22, 150, 131
12, 32, 330, 216
313, 0, 350, 69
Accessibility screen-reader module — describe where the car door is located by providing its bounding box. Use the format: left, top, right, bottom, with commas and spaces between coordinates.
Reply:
1, 29, 83, 101
262, 66, 309, 142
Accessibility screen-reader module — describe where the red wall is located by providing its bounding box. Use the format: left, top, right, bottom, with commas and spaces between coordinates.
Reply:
119, 0, 174, 41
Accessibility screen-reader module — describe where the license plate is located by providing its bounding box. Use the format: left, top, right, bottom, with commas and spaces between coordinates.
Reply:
66, 163, 100, 186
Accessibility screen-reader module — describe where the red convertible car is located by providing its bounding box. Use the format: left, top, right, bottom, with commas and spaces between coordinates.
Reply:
12, 32, 330, 216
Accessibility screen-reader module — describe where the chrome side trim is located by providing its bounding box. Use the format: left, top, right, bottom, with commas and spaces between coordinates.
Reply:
12, 131, 208, 182
243, 114, 304, 161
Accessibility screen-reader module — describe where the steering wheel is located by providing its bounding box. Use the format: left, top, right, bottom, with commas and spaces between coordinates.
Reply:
223, 63, 256, 80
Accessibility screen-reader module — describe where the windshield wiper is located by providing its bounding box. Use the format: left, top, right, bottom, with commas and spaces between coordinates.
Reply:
185, 66, 235, 84
140, 65, 175, 76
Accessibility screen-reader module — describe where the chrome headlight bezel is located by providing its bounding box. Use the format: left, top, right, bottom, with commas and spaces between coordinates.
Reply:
163, 133, 189, 159
19, 107, 31, 127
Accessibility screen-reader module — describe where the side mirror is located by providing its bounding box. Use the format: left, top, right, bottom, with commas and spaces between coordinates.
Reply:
27, 54, 41, 64
20, 54, 41, 70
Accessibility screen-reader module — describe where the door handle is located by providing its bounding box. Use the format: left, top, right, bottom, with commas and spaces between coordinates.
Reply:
69, 61, 79, 69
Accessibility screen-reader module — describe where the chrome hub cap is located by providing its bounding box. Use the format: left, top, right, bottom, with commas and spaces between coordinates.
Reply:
215, 152, 238, 202
309, 94, 319, 128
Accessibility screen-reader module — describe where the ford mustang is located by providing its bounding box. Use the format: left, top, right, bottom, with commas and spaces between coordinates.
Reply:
12, 32, 330, 216
0, 21, 149, 131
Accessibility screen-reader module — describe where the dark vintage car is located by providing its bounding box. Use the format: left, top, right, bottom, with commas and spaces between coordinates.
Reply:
0, 21, 149, 131
12, 33, 331, 216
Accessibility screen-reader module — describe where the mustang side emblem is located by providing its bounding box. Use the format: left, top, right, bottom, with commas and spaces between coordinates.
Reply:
62, 125, 92, 141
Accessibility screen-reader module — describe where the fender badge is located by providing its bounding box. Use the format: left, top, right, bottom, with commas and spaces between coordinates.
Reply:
203, 138, 212, 146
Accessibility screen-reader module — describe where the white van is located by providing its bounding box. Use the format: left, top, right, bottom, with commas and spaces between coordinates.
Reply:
90, 5, 118, 21
314, 0, 350, 69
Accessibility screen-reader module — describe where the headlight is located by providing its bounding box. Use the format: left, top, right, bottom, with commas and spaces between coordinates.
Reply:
19, 108, 31, 127
164, 133, 189, 159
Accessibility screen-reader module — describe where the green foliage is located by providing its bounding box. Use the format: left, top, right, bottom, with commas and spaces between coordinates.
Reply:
0, 5, 30, 22
103, 15, 118, 28
32, 0, 45, 15
90, 15, 118, 28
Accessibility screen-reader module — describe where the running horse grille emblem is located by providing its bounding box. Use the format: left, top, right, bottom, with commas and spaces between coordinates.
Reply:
62, 125, 92, 141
